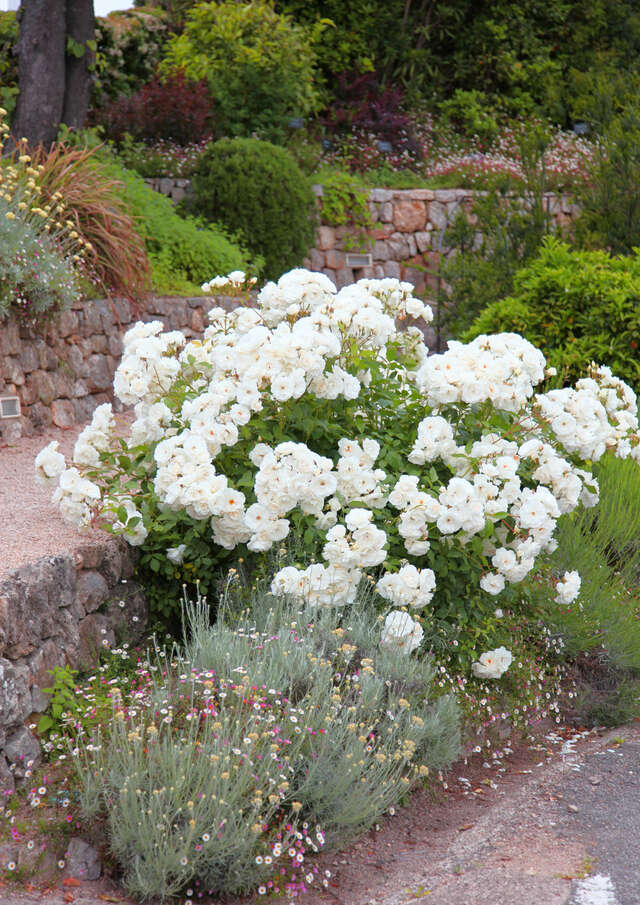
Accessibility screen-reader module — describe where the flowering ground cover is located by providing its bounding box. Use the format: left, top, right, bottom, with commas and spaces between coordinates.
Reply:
23, 268, 640, 900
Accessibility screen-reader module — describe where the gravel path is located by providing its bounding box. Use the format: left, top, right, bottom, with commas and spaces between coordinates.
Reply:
0, 424, 105, 579
0, 414, 133, 580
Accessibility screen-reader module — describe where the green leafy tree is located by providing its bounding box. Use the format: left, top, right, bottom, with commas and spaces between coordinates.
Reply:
161, 0, 320, 142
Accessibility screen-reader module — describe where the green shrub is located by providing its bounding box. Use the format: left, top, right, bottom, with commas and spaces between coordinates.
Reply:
319, 171, 373, 252
548, 454, 640, 670
187, 137, 315, 280
436, 125, 556, 338
102, 158, 251, 292
71, 587, 459, 899
160, 0, 320, 142
575, 101, 640, 255
463, 238, 640, 389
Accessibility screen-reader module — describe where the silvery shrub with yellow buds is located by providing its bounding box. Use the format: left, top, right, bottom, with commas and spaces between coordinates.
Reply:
0, 109, 92, 320
36, 267, 640, 676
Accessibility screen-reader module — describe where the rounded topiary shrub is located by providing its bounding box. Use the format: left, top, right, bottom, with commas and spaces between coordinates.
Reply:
187, 137, 315, 281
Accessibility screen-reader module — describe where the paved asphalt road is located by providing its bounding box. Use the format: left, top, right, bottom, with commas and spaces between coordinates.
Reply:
562, 736, 640, 905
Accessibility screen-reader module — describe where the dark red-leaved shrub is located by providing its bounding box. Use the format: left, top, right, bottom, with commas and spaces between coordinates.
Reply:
322, 70, 416, 150
92, 70, 214, 145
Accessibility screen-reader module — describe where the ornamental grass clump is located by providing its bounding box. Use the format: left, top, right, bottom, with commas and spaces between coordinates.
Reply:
37, 269, 640, 681
70, 588, 458, 900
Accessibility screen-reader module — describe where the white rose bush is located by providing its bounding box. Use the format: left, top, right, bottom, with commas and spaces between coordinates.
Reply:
37, 268, 640, 708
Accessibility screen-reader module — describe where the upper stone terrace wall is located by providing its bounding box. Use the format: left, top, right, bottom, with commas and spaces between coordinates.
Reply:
147, 177, 578, 296
305, 186, 578, 293
0, 295, 232, 442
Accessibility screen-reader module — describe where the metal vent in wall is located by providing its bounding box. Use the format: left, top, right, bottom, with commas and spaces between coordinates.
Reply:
0, 396, 21, 419
345, 253, 373, 267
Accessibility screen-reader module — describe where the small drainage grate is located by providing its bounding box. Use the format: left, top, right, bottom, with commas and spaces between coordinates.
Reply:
345, 253, 373, 267
0, 396, 21, 419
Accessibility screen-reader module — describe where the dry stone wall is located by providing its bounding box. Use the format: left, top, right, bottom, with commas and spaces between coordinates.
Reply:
0, 294, 233, 442
146, 178, 577, 297
0, 538, 147, 790
305, 187, 577, 292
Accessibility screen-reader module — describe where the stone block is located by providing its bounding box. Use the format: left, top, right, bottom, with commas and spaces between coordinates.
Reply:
369, 189, 393, 202
3, 726, 41, 780
335, 267, 354, 288
29, 402, 53, 432
76, 570, 110, 614
66, 344, 85, 377
433, 189, 458, 203
85, 355, 112, 392
372, 241, 390, 261
326, 248, 345, 269
0, 320, 21, 355
0, 756, 14, 794
167, 298, 188, 329
387, 234, 411, 259
316, 226, 336, 251
72, 379, 89, 398
380, 202, 394, 222
322, 268, 336, 283
73, 395, 99, 423
108, 333, 123, 357
80, 304, 103, 337
65, 838, 102, 881
3, 358, 24, 386
55, 309, 79, 338
51, 399, 76, 429
382, 261, 401, 279
104, 582, 148, 644
393, 200, 426, 232
407, 235, 417, 256
77, 614, 116, 670
309, 248, 325, 271
0, 659, 32, 733
54, 369, 74, 398
190, 308, 205, 334
30, 371, 56, 405
90, 334, 108, 354
19, 345, 39, 374
410, 190, 435, 201
428, 201, 448, 231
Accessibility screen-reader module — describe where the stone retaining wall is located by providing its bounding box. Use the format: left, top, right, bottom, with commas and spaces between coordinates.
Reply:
0, 539, 147, 791
305, 187, 578, 292
146, 177, 577, 295
0, 294, 232, 442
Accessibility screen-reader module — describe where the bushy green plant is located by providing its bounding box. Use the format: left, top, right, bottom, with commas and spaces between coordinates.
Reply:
187, 137, 315, 280
575, 101, 640, 255
436, 125, 555, 338
319, 171, 373, 252
547, 454, 640, 668
160, 0, 320, 142
439, 89, 500, 144
463, 239, 640, 390
38, 267, 640, 697
70, 588, 459, 899
91, 8, 170, 107
0, 11, 18, 120
101, 158, 252, 293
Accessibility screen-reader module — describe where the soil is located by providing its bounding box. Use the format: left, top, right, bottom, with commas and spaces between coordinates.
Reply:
0, 414, 133, 580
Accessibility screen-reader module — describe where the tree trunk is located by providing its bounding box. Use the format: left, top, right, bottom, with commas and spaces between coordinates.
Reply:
12, 0, 67, 147
61, 0, 95, 130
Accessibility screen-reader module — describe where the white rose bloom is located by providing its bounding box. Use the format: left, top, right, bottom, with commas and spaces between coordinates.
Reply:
480, 572, 506, 595
555, 570, 581, 605
380, 611, 424, 655
35, 441, 67, 488
472, 646, 512, 679
166, 544, 187, 564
